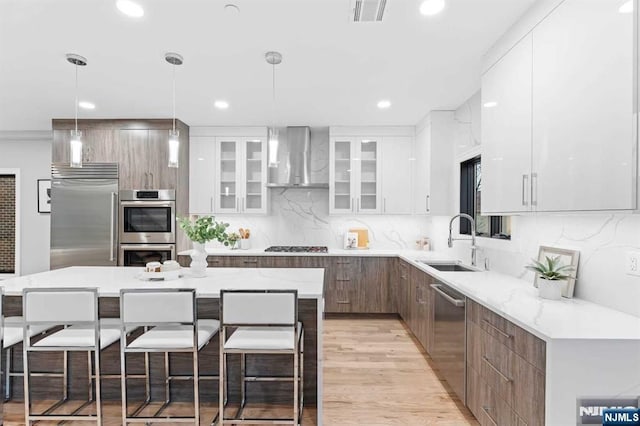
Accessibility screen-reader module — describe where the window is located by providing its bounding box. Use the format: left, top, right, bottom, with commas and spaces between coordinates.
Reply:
460, 157, 510, 239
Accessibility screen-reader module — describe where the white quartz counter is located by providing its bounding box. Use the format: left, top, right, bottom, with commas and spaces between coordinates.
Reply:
180, 246, 640, 342
400, 256, 640, 342
0, 266, 325, 299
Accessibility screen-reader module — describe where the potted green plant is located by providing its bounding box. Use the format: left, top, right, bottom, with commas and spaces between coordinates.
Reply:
178, 215, 231, 277
226, 232, 241, 250
525, 255, 575, 300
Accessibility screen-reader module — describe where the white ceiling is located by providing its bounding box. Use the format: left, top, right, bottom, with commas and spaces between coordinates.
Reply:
0, 0, 536, 131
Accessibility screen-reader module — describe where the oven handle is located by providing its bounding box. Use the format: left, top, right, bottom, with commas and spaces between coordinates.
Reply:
120, 244, 176, 252
110, 192, 117, 262
120, 200, 175, 207
430, 284, 465, 307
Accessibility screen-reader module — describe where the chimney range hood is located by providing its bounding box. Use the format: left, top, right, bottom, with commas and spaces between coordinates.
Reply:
266, 126, 329, 189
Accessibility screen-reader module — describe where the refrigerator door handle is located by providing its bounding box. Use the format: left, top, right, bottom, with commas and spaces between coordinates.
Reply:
110, 192, 117, 262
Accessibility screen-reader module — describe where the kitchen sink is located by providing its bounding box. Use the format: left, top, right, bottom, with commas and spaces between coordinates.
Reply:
417, 261, 480, 272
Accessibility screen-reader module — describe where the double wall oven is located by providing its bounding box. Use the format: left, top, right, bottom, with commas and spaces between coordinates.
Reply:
119, 189, 176, 266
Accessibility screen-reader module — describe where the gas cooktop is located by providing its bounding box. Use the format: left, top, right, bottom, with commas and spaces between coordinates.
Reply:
264, 246, 329, 253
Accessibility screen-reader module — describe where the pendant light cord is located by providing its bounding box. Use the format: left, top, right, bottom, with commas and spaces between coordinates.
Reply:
272, 61, 276, 130
172, 63, 176, 133
74, 63, 78, 133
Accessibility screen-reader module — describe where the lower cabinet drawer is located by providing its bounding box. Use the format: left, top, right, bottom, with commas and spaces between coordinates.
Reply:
467, 367, 527, 426
467, 321, 545, 425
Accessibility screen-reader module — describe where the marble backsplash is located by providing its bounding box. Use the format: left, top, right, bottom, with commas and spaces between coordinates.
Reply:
205, 189, 430, 250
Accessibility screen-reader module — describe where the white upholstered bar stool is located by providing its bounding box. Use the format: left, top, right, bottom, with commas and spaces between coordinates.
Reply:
120, 288, 220, 425
4, 313, 53, 401
218, 289, 304, 425
22, 288, 112, 424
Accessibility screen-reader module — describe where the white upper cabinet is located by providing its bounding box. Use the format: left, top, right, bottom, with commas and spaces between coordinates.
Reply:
481, 0, 637, 214
414, 111, 455, 216
380, 136, 413, 214
189, 137, 216, 214
531, 0, 635, 211
329, 130, 414, 215
481, 34, 533, 214
330, 137, 382, 214
215, 137, 268, 214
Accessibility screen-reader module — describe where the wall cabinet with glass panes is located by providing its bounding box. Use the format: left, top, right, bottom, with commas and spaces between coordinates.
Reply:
215, 137, 268, 214
329, 133, 414, 215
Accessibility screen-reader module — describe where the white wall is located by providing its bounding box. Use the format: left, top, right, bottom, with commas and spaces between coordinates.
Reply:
425, 91, 640, 318
0, 132, 51, 275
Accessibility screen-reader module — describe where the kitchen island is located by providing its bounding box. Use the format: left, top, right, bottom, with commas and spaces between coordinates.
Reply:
1, 266, 325, 424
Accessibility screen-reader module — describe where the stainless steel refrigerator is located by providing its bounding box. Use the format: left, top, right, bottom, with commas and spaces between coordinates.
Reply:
50, 163, 119, 269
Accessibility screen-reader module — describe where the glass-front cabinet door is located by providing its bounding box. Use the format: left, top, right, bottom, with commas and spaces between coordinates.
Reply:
330, 139, 354, 214
214, 137, 268, 215
356, 138, 380, 213
243, 139, 267, 214
216, 139, 240, 213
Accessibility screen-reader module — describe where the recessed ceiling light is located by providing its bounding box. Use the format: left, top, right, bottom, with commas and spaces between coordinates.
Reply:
78, 101, 96, 110
420, 0, 445, 16
224, 3, 240, 14
483, 101, 498, 108
116, 0, 144, 18
377, 100, 391, 109
619, 0, 633, 13
214, 100, 229, 110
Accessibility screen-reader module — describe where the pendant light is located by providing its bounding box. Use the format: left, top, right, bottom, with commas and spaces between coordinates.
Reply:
165, 52, 183, 168
265, 51, 282, 168
66, 54, 87, 168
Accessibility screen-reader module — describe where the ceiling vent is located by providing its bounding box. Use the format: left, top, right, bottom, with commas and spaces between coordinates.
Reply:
352, 0, 387, 22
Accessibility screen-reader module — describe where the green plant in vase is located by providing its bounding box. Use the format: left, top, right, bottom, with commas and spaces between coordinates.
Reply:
178, 215, 231, 277
525, 255, 575, 300
227, 232, 241, 249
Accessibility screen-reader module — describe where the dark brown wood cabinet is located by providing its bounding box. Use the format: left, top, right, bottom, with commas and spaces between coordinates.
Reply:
408, 264, 433, 353
396, 260, 411, 322
466, 299, 546, 426
52, 119, 191, 252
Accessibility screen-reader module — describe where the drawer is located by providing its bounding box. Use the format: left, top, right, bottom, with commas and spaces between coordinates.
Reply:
467, 367, 527, 426
468, 300, 546, 372
467, 320, 545, 426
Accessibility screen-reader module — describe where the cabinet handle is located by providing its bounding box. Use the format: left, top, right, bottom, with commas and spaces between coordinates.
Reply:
531, 172, 538, 207
426, 195, 430, 213
481, 407, 498, 426
210, 197, 214, 212
236, 197, 239, 212
482, 356, 512, 383
482, 319, 512, 339
357, 198, 360, 212
351, 197, 355, 213
522, 174, 529, 206
242, 197, 245, 212
336, 300, 351, 304
150, 172, 154, 188
243, 260, 258, 264
383, 198, 386, 213
335, 278, 351, 282
144, 172, 149, 189
336, 260, 350, 265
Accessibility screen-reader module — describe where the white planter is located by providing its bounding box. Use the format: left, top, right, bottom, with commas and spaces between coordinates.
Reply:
239, 239, 251, 250
190, 242, 208, 278
538, 278, 562, 300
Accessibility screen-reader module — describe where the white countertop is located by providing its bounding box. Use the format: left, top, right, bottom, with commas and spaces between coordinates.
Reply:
177, 247, 432, 257
0, 266, 325, 299
399, 255, 640, 342
180, 246, 640, 341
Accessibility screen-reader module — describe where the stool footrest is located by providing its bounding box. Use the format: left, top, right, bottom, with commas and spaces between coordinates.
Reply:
243, 375, 299, 382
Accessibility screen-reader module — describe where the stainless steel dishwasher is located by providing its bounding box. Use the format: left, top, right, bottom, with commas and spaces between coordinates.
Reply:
430, 280, 466, 403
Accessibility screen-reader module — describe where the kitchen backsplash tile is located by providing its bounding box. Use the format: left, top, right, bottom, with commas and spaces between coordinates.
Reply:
204, 189, 429, 250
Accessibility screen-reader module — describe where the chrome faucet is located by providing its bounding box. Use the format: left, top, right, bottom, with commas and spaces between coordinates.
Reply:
448, 213, 477, 266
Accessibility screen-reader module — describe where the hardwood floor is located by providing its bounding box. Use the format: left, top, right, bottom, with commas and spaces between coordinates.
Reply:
3, 317, 477, 425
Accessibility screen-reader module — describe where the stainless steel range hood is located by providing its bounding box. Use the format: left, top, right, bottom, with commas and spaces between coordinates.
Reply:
266, 126, 329, 189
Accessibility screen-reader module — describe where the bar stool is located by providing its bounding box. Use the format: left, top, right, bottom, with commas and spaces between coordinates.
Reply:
23, 287, 111, 424
4, 316, 54, 401
120, 288, 220, 425
218, 289, 304, 425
